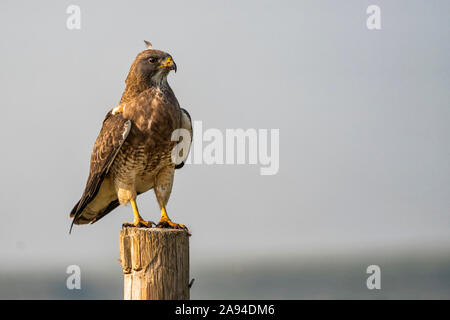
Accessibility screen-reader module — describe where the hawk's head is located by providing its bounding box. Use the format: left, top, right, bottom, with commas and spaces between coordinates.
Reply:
128, 40, 177, 86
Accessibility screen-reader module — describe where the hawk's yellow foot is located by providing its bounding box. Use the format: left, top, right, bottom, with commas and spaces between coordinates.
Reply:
122, 220, 155, 228
122, 199, 155, 228
156, 207, 187, 230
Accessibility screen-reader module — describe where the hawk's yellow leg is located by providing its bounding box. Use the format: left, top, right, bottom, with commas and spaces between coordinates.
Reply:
157, 206, 186, 229
123, 199, 154, 228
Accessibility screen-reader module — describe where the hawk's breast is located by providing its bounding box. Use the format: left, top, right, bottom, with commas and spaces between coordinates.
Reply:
110, 86, 181, 197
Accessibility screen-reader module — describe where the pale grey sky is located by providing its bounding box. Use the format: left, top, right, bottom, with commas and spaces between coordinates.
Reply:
0, 0, 449, 274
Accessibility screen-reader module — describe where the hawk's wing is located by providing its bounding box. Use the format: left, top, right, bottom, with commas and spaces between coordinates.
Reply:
69, 111, 131, 232
175, 108, 193, 169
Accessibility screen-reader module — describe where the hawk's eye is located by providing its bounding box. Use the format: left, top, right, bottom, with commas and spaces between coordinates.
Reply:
148, 57, 157, 63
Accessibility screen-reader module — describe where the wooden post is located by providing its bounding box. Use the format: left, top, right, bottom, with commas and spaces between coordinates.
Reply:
119, 227, 190, 300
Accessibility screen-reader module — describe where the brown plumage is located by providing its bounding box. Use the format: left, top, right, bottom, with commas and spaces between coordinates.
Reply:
70, 41, 192, 232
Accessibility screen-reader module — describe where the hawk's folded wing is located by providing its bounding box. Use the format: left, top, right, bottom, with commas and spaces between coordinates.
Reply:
69, 112, 131, 231
175, 108, 193, 169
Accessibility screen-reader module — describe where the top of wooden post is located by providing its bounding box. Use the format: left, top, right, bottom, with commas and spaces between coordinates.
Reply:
121, 226, 190, 235
119, 227, 191, 299
119, 227, 190, 274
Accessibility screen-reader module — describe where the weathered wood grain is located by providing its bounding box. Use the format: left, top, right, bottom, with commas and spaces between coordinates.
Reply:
119, 227, 190, 300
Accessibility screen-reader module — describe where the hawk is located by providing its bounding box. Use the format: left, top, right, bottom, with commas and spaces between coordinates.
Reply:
69, 41, 192, 232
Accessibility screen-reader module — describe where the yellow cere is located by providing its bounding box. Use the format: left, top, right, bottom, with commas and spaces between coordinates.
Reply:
157, 57, 173, 69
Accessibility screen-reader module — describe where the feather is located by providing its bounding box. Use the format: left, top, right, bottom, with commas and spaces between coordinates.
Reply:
69, 113, 131, 233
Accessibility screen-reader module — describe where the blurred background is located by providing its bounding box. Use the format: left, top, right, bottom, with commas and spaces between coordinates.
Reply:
0, 0, 449, 299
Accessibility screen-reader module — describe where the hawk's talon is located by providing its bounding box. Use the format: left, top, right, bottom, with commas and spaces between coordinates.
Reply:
122, 220, 155, 228
156, 220, 187, 230
157, 207, 187, 230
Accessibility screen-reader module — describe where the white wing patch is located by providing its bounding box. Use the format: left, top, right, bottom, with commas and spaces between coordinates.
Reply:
122, 120, 131, 139
174, 109, 193, 168
112, 103, 127, 115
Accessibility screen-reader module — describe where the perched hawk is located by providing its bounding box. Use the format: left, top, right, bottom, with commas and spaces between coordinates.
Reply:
70, 41, 192, 232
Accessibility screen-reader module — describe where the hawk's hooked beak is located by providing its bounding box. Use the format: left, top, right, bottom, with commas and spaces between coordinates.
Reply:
158, 57, 177, 73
